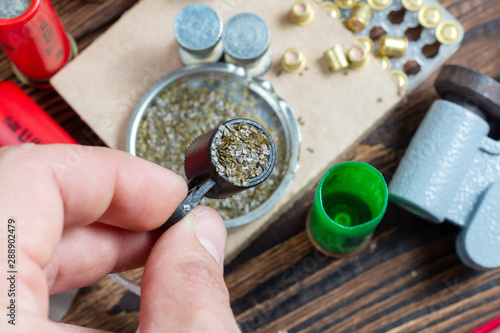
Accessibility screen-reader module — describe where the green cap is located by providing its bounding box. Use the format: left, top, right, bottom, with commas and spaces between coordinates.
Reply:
308, 162, 388, 255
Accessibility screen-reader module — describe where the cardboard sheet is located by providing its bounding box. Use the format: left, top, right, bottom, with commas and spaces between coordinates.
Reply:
51, 0, 402, 262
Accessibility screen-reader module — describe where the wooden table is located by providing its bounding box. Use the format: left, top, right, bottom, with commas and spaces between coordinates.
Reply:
2, 0, 499, 332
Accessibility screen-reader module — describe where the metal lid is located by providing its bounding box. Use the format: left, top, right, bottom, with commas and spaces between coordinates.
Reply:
222, 13, 271, 63
174, 4, 223, 53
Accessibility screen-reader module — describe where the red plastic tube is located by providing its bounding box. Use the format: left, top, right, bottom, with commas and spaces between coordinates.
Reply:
0, 0, 72, 82
469, 316, 500, 333
0, 81, 76, 146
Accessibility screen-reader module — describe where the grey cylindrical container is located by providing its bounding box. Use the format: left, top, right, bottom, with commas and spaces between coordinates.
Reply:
388, 100, 490, 224
174, 4, 223, 65
222, 13, 272, 77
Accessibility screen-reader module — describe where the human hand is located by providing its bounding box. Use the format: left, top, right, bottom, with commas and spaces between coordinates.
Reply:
0, 144, 240, 332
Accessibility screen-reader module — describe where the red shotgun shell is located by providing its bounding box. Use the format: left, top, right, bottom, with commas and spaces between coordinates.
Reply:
0, 81, 76, 146
0, 0, 76, 84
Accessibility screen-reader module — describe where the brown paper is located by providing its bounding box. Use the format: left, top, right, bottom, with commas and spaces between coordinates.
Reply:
51, 0, 402, 262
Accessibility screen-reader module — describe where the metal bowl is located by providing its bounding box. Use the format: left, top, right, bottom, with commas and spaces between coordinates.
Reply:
127, 62, 300, 228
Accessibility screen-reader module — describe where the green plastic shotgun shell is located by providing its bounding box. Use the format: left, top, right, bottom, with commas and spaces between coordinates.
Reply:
307, 162, 388, 256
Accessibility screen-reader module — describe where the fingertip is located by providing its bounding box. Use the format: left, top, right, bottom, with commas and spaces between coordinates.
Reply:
140, 206, 238, 332
141, 156, 189, 212
96, 150, 189, 231
145, 157, 187, 194
153, 205, 226, 269
191, 206, 227, 269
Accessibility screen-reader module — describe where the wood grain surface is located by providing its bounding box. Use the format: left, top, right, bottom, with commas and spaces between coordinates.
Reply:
1, 0, 499, 332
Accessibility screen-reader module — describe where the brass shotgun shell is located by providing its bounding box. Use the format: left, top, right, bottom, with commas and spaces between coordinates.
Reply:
418, 6, 442, 28
374, 54, 391, 70
436, 22, 460, 44
390, 70, 409, 89
346, 3, 374, 32
356, 35, 374, 53
379, 35, 408, 58
334, 0, 358, 9
290, 0, 315, 26
367, 0, 392, 10
322, 1, 341, 18
347, 45, 370, 70
402, 0, 424, 11
281, 48, 307, 73
324, 45, 349, 72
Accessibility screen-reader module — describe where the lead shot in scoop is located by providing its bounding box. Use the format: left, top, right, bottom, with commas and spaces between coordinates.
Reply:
160, 118, 276, 231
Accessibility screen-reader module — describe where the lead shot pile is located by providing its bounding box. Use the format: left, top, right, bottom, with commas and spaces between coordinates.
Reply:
213, 122, 272, 187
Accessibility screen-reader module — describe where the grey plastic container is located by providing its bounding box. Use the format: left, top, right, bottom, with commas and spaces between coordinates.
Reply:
389, 100, 500, 270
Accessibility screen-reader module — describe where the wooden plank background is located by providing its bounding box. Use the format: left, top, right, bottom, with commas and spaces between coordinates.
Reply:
0, 0, 499, 332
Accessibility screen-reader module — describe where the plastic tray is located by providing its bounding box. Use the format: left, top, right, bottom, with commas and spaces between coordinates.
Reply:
331, 0, 464, 92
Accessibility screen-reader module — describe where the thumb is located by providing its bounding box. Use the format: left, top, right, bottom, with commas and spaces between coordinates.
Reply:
140, 206, 240, 333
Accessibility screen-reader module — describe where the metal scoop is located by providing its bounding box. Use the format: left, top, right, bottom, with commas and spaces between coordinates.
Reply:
160, 118, 276, 231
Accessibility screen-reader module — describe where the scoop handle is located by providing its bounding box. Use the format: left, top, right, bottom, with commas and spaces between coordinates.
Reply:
160, 178, 217, 232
